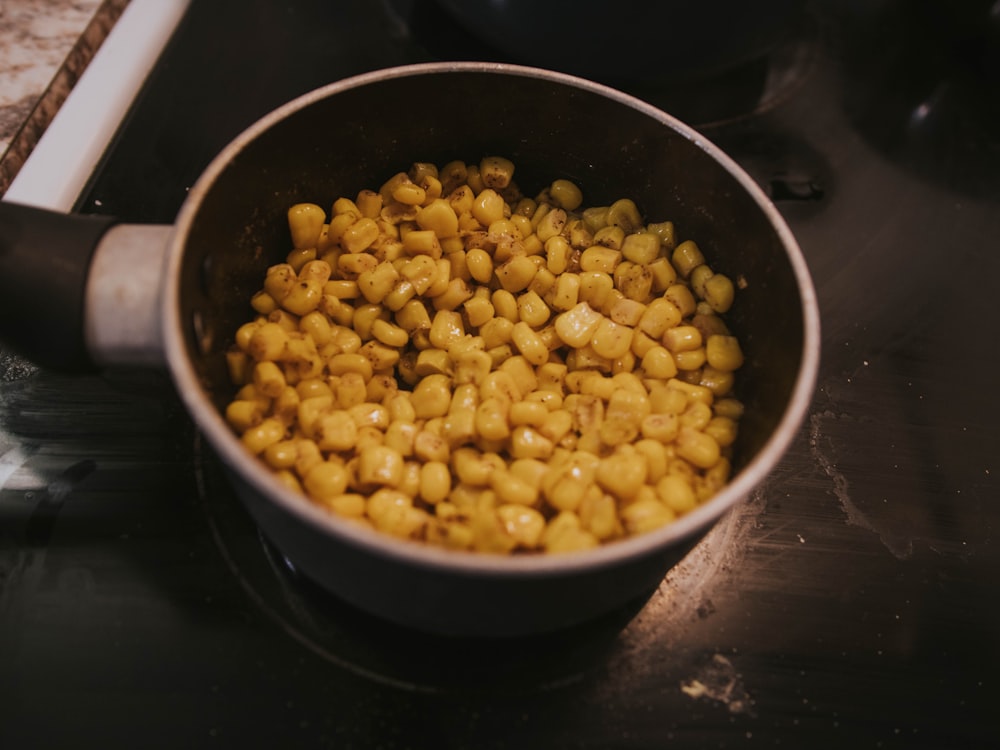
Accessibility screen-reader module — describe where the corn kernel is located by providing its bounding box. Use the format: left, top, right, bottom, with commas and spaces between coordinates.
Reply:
578, 271, 614, 308
452, 348, 492, 385
226, 399, 263, 432
304, 460, 350, 499
689, 264, 714, 299
413, 350, 448, 379
511, 321, 549, 366
662, 325, 703, 352
672, 240, 706, 277
495, 254, 537, 293
554, 302, 603, 348
621, 498, 675, 535
414, 429, 450, 463
368, 489, 426, 537
614, 262, 653, 302
508, 400, 549, 427
579, 491, 621, 541
412, 374, 452, 419
516, 290, 551, 328
548, 179, 583, 211
337, 251, 378, 278
281, 279, 324, 316
324, 279, 360, 299
369, 319, 407, 348
419, 461, 452, 504
581, 205, 608, 232
340, 217, 380, 253
465, 248, 494, 284
384, 420, 417, 456
543, 520, 599, 554
676, 426, 721, 469
357, 445, 405, 487
253, 360, 286, 398
705, 334, 744, 372
664, 283, 697, 317
479, 156, 515, 189
401, 228, 442, 259
317, 492, 366, 519
673, 347, 707, 371
703, 273, 735, 313
429, 310, 465, 350
596, 451, 648, 499
580, 246, 621, 274
499, 462, 544, 497
536, 207, 567, 243
509, 425, 554, 460
605, 198, 643, 233
497, 504, 546, 548
288, 203, 326, 250
608, 297, 646, 327
476, 320, 510, 352
489, 468, 540, 506
641, 345, 678, 380
656, 474, 698, 514
590, 317, 633, 360
545, 235, 572, 275
471, 188, 506, 226
430, 277, 473, 312
594, 225, 625, 251
416, 198, 460, 238
621, 231, 661, 264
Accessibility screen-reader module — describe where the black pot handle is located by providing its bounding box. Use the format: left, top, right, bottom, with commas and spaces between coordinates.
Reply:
0, 200, 117, 372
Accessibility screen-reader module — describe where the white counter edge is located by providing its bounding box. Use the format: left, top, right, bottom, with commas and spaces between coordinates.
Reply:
4, 0, 191, 211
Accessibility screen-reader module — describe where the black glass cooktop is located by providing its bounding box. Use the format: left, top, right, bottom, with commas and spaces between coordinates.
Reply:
2, 1, 999, 747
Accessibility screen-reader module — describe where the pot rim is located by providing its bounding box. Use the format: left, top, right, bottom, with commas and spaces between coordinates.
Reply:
161, 61, 821, 577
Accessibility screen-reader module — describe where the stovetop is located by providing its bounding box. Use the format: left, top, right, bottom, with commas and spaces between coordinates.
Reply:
2, 1, 999, 748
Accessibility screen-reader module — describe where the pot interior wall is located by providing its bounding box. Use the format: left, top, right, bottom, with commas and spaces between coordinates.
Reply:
178, 70, 806, 470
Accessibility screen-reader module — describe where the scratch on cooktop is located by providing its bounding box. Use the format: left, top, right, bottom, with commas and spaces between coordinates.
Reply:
808, 408, 914, 560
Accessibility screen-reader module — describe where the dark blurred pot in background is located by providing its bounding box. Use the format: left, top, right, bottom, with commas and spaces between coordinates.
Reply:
431, 0, 808, 86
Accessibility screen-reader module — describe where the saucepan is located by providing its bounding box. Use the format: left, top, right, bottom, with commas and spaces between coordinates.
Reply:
0, 62, 820, 636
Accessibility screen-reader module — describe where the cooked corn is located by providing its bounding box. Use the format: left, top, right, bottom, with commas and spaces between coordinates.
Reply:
224, 157, 746, 555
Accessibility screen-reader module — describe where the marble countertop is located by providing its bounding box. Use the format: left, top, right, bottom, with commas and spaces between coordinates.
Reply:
0, 0, 129, 195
